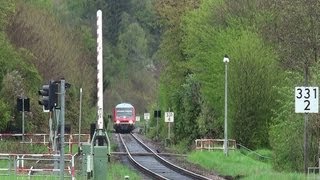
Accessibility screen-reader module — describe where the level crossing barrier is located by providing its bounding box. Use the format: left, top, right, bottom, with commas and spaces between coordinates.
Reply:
0, 153, 76, 179
0, 133, 90, 144
0, 156, 12, 175
308, 166, 319, 179
0, 133, 90, 153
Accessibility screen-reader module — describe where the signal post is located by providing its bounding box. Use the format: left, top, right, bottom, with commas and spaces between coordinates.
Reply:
38, 79, 70, 179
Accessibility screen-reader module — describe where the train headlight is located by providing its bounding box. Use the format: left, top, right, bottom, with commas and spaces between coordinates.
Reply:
129, 120, 133, 124
116, 120, 120, 124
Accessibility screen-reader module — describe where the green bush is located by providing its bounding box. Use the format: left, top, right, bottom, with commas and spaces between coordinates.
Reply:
269, 72, 306, 172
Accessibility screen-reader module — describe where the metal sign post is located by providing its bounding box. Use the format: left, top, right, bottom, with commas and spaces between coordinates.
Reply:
22, 98, 25, 142
60, 79, 66, 180
154, 110, 161, 140
144, 113, 150, 134
79, 88, 83, 146
17, 97, 30, 142
223, 55, 229, 156
295, 86, 319, 173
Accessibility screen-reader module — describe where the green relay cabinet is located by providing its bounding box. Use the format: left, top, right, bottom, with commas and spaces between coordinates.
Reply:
80, 143, 109, 179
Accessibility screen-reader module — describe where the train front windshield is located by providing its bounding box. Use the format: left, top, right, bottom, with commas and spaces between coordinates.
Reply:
116, 108, 133, 117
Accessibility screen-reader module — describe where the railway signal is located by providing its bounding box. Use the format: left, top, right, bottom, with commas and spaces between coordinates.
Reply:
17, 97, 30, 112
154, 110, 161, 118
38, 84, 50, 111
38, 81, 59, 111
154, 110, 161, 139
49, 82, 59, 110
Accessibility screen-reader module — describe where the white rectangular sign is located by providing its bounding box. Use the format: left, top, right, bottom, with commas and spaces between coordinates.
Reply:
135, 116, 140, 122
165, 112, 174, 122
144, 113, 150, 120
295, 87, 319, 113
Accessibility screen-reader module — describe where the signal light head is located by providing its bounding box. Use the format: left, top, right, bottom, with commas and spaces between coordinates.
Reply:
38, 84, 50, 111
38, 85, 49, 96
38, 81, 58, 112
38, 96, 49, 105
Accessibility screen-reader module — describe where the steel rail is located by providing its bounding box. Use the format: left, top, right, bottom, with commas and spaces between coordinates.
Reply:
119, 134, 169, 180
111, 152, 187, 156
131, 133, 212, 180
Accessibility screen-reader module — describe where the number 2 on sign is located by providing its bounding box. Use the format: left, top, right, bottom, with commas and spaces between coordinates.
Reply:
304, 100, 310, 111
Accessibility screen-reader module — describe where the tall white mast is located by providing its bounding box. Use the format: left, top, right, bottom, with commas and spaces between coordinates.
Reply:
96, 10, 104, 130
87, 11, 110, 179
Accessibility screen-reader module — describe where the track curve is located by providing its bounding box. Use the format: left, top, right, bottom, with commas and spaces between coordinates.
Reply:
119, 133, 212, 180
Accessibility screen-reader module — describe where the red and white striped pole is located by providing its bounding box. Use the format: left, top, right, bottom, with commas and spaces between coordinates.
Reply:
96, 10, 104, 130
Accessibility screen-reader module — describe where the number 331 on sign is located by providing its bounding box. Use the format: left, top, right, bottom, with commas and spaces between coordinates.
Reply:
295, 87, 319, 113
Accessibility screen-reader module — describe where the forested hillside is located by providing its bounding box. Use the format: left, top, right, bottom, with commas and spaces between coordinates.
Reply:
0, 0, 319, 173
0, 0, 160, 132
155, 0, 320, 172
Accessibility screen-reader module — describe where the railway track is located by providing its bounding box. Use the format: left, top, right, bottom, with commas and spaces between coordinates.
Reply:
118, 133, 213, 180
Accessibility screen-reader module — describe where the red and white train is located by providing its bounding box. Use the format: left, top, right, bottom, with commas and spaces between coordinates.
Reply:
113, 103, 136, 133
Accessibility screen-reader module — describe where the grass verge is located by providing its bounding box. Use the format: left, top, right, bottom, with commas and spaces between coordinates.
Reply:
107, 162, 141, 180
0, 162, 141, 180
187, 150, 307, 179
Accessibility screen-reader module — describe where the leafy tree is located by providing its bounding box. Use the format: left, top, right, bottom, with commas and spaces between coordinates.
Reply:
0, 98, 10, 131
105, 0, 130, 45
262, 0, 320, 72
228, 30, 279, 148
130, 0, 160, 55
172, 74, 201, 143
5, 1, 97, 131
130, 0, 156, 30
196, 100, 221, 138
0, 0, 14, 31
260, 0, 320, 171
0, 71, 25, 110
118, 22, 148, 65
0, 24, 43, 132
96, 0, 160, 113
180, 0, 281, 149
0, 71, 27, 132
269, 72, 305, 171
154, 0, 200, 141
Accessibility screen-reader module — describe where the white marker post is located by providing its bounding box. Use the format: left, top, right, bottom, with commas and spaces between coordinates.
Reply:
144, 113, 150, 134
295, 86, 319, 174
144, 113, 150, 121
165, 112, 174, 139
